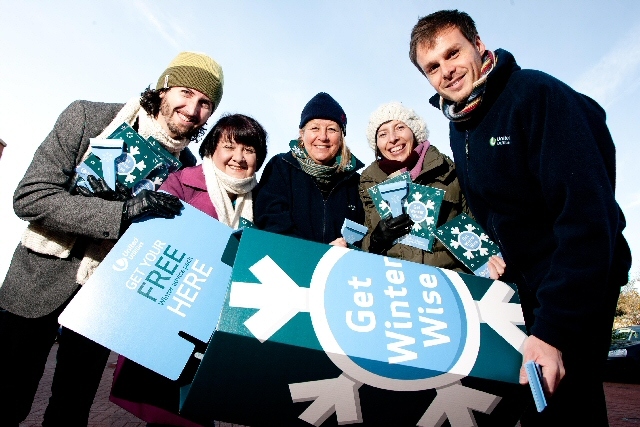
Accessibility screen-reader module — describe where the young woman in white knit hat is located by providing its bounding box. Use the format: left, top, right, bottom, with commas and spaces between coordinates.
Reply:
359, 102, 505, 276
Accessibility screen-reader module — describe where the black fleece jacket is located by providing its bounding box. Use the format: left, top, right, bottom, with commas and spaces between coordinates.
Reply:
429, 49, 631, 351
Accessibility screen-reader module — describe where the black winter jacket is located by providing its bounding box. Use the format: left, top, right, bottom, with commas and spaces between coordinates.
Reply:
254, 151, 364, 244
429, 49, 631, 351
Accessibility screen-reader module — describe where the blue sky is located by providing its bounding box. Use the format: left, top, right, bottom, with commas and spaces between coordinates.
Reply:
1, 0, 639, 282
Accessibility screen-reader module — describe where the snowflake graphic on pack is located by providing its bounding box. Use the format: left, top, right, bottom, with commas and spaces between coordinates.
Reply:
368, 174, 445, 252
74, 123, 180, 193
396, 183, 445, 251
435, 213, 501, 277
110, 124, 164, 187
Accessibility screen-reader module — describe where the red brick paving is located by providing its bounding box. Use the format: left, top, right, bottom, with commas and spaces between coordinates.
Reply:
605, 381, 640, 426
18, 343, 640, 426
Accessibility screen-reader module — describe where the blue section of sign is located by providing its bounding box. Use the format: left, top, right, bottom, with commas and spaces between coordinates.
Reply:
322, 250, 467, 379
473, 262, 491, 278
59, 203, 234, 380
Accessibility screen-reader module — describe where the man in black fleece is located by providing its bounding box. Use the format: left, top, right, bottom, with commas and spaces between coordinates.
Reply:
410, 9, 631, 427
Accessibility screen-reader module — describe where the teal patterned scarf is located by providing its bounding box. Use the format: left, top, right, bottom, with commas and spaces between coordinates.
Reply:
289, 139, 357, 185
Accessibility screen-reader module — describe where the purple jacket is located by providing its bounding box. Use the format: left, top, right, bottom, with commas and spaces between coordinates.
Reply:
159, 164, 218, 220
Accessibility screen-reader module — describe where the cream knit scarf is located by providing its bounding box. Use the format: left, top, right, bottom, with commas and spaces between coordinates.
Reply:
21, 97, 190, 285
201, 156, 257, 229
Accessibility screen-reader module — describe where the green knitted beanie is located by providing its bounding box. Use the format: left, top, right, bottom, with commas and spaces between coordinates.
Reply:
156, 51, 224, 108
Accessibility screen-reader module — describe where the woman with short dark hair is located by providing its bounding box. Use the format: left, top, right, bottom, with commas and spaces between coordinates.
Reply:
160, 113, 268, 228
110, 113, 268, 427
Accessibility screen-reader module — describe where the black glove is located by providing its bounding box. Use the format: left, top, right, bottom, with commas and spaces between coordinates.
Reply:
122, 190, 183, 223
368, 213, 413, 255
74, 175, 132, 201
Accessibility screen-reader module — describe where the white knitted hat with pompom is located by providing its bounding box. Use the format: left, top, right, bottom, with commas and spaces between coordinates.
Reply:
366, 102, 429, 152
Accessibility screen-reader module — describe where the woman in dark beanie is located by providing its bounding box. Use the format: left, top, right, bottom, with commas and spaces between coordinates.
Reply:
254, 92, 364, 245
359, 102, 505, 276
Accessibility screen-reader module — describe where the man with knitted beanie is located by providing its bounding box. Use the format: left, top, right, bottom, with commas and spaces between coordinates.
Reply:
410, 10, 630, 426
0, 51, 223, 427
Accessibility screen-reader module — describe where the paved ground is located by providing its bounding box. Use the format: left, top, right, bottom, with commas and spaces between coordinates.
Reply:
19, 342, 640, 426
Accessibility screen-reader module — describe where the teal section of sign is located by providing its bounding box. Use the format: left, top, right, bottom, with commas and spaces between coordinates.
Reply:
59, 203, 234, 380
217, 229, 327, 351
457, 273, 522, 383
471, 323, 522, 383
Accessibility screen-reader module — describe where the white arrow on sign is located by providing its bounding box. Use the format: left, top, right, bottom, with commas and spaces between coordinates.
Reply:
290, 374, 363, 426
229, 255, 309, 343
417, 381, 501, 427
475, 280, 527, 353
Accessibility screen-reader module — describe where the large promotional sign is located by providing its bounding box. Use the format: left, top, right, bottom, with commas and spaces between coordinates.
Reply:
181, 228, 528, 426
59, 204, 234, 380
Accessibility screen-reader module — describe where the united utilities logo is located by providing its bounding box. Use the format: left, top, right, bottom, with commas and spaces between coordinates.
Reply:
489, 135, 511, 146
112, 258, 129, 272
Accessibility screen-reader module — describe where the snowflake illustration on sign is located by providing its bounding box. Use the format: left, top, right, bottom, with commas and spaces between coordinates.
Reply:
404, 184, 444, 234
435, 213, 502, 277
228, 240, 526, 426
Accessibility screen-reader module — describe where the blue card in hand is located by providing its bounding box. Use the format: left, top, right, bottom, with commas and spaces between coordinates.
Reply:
525, 360, 547, 412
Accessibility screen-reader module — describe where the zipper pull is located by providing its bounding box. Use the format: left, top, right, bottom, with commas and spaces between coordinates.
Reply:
465, 130, 470, 160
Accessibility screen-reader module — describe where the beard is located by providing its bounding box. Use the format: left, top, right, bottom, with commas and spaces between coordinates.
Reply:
159, 98, 199, 140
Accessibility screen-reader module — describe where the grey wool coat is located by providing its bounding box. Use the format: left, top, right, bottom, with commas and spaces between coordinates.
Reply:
0, 100, 128, 318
